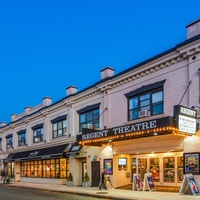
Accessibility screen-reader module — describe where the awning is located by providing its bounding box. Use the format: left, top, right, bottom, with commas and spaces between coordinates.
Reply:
65, 143, 82, 156
9, 144, 69, 161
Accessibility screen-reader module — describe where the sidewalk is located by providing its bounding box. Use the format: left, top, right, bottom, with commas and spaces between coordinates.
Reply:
2, 181, 200, 200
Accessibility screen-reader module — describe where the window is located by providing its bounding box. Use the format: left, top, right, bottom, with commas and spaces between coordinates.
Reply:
17, 130, 26, 146
18, 133, 26, 146
20, 158, 69, 178
51, 115, 67, 138
79, 109, 99, 131
33, 128, 43, 143
6, 136, 13, 149
32, 124, 44, 143
125, 80, 165, 121
128, 89, 163, 120
0, 138, 2, 150
77, 103, 100, 131
118, 158, 127, 171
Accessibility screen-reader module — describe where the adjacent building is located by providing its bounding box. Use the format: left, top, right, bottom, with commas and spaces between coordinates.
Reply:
1, 19, 200, 189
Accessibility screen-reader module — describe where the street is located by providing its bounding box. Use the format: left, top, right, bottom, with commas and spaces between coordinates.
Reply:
0, 185, 111, 200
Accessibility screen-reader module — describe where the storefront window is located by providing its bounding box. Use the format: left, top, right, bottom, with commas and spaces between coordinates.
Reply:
163, 157, 175, 182
20, 158, 69, 178
149, 158, 160, 182
118, 158, 127, 171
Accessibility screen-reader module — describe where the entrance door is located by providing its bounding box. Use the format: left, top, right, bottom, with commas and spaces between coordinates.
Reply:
91, 161, 100, 187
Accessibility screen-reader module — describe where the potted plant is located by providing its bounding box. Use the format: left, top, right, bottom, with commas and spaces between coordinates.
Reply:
66, 172, 73, 186
82, 172, 90, 187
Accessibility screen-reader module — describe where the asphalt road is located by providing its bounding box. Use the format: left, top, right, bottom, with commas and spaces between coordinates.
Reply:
0, 185, 111, 200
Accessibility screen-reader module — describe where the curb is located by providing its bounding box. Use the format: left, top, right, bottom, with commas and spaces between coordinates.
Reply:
5, 183, 141, 200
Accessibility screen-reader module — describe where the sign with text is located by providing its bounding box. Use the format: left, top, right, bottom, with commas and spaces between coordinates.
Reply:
77, 116, 175, 142
174, 105, 197, 135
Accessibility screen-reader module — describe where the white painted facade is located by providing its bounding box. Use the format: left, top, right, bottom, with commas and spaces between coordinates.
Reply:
0, 19, 200, 189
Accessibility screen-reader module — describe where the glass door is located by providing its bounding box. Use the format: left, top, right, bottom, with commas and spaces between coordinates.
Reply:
138, 158, 147, 180
163, 157, 175, 183
177, 156, 184, 183
149, 157, 160, 182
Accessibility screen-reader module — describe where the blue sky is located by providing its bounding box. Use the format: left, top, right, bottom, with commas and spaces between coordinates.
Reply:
0, 0, 200, 124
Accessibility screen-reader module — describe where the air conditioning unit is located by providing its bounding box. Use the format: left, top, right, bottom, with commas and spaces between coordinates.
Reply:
83, 124, 93, 129
139, 110, 150, 118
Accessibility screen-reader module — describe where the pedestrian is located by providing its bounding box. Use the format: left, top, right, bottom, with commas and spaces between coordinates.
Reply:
99, 168, 107, 190
1, 171, 7, 184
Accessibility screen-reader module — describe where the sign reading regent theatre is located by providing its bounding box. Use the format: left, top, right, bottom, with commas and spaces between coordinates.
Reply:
77, 116, 175, 142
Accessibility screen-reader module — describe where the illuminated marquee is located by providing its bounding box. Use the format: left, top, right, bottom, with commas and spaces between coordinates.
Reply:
174, 105, 197, 135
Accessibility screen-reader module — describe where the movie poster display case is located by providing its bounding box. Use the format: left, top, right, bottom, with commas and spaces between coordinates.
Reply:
183, 153, 200, 175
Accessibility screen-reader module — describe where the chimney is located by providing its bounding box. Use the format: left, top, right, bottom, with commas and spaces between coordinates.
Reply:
11, 114, 17, 122
25, 106, 31, 115
0, 122, 6, 127
66, 86, 77, 96
101, 66, 114, 80
43, 97, 52, 107
186, 19, 200, 39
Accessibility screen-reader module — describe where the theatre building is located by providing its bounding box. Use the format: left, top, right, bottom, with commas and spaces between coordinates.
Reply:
1, 19, 200, 188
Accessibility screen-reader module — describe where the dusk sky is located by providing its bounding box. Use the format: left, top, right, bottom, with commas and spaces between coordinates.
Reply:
0, 0, 200, 124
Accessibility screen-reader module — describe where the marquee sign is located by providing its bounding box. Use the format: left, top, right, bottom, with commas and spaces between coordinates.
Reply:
174, 105, 197, 135
77, 116, 175, 142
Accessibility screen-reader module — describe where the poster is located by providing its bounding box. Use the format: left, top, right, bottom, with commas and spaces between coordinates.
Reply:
184, 153, 199, 174
104, 159, 113, 175
188, 177, 200, 195
179, 174, 200, 196
134, 174, 143, 190
143, 173, 156, 191
147, 176, 155, 189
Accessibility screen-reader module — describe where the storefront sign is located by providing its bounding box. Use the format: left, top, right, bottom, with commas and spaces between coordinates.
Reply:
78, 116, 174, 142
174, 105, 197, 134
28, 151, 39, 157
